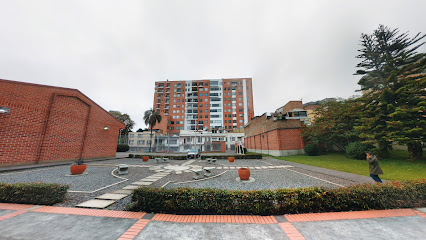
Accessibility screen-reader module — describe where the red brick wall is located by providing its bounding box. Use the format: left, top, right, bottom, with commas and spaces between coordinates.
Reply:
244, 112, 304, 152
0, 79, 125, 166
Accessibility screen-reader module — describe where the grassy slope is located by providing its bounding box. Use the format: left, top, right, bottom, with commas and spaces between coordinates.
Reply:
270, 151, 426, 180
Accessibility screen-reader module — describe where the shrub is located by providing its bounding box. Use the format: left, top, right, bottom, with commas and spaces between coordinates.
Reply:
243, 148, 247, 154
129, 179, 426, 215
0, 182, 69, 205
346, 142, 373, 159
304, 144, 319, 156
117, 144, 130, 152
128, 154, 134, 158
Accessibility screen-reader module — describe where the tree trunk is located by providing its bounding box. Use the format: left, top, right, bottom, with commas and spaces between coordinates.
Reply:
149, 128, 153, 153
407, 142, 423, 161
377, 141, 390, 158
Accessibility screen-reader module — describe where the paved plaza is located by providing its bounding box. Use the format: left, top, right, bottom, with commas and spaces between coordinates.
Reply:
0, 155, 425, 239
0, 156, 374, 210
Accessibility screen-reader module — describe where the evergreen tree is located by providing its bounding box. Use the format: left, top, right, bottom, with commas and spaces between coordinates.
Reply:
355, 25, 425, 157
387, 54, 426, 160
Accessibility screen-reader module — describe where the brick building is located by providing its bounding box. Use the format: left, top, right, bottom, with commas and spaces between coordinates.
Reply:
244, 101, 307, 156
153, 78, 254, 134
0, 79, 125, 166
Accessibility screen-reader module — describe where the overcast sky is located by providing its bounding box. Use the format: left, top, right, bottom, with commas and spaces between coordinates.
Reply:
1, 0, 425, 130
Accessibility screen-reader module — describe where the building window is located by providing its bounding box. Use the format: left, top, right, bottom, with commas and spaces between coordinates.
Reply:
129, 140, 134, 145
239, 108, 243, 112
129, 134, 134, 138
205, 115, 208, 118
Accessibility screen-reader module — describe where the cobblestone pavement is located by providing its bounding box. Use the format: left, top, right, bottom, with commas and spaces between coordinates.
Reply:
0, 203, 424, 240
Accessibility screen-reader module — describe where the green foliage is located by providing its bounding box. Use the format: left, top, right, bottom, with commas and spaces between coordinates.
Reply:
144, 108, 162, 152
302, 99, 360, 151
345, 142, 373, 159
355, 25, 425, 157
117, 144, 130, 152
109, 110, 135, 132
0, 182, 69, 205
128, 154, 134, 158
304, 144, 320, 156
129, 180, 425, 214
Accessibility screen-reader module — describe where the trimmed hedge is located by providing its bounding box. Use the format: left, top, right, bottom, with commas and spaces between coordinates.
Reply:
0, 182, 69, 205
130, 179, 426, 215
304, 144, 320, 156
128, 154, 262, 160
346, 142, 373, 159
117, 144, 130, 152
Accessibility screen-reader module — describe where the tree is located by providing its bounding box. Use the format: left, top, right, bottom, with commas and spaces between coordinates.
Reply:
136, 128, 144, 132
143, 108, 162, 152
354, 25, 425, 157
302, 99, 360, 151
386, 54, 426, 160
108, 110, 135, 133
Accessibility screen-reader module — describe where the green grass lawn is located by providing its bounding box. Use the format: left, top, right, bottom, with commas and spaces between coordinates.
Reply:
268, 150, 426, 180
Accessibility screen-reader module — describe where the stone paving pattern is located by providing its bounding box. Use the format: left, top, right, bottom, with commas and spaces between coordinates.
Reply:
0, 157, 376, 210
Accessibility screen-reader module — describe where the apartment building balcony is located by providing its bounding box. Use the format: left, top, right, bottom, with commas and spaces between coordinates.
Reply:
158, 85, 164, 88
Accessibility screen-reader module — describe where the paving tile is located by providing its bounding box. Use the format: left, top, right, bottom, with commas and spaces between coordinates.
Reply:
140, 178, 158, 182
123, 185, 140, 190
112, 189, 133, 195
176, 171, 182, 174
96, 193, 128, 200
132, 182, 153, 186
145, 176, 163, 179
76, 199, 116, 209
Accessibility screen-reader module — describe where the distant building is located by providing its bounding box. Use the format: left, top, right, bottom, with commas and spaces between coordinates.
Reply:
244, 101, 307, 156
0, 79, 125, 166
152, 78, 254, 134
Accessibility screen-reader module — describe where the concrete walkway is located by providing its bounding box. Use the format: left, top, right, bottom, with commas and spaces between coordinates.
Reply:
0, 203, 424, 240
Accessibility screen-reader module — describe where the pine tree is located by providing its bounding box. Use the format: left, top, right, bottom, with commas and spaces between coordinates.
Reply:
355, 25, 425, 157
387, 54, 426, 160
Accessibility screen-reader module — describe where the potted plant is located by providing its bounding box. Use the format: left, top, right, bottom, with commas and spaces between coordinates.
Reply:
228, 157, 235, 162
70, 159, 87, 175
238, 167, 250, 180
142, 156, 149, 162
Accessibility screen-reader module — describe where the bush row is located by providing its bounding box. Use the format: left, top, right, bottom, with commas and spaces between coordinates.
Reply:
117, 144, 130, 152
0, 182, 69, 205
130, 179, 425, 215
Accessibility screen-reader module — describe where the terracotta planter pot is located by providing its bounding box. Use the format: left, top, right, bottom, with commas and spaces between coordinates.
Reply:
228, 157, 235, 162
142, 156, 149, 162
70, 164, 87, 175
238, 167, 250, 180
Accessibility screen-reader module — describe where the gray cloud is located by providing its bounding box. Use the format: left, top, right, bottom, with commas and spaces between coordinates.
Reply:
1, 0, 425, 129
